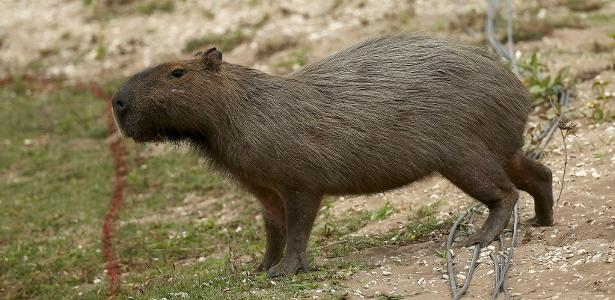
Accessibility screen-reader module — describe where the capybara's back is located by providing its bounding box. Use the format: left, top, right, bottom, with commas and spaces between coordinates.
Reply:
252, 35, 532, 194
112, 34, 553, 277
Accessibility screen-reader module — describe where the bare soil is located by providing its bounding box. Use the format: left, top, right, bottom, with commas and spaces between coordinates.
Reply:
2, 0, 614, 299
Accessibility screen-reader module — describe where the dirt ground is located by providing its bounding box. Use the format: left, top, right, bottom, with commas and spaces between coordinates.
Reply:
2, 0, 615, 299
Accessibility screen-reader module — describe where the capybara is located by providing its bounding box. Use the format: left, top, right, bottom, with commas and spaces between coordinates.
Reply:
112, 35, 553, 277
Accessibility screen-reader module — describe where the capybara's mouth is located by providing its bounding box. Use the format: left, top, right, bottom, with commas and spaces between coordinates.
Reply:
112, 112, 166, 143
112, 116, 160, 143
124, 126, 208, 145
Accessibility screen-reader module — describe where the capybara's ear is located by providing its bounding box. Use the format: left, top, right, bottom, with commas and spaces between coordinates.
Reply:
200, 47, 222, 71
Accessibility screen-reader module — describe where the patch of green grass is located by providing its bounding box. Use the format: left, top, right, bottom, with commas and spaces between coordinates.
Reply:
317, 200, 398, 239
560, 0, 604, 12
452, 7, 586, 43
321, 208, 455, 258
584, 12, 615, 26
7, 73, 27, 96
512, 19, 555, 42
391, 9, 417, 32
416, 201, 442, 218
122, 153, 235, 215
136, 0, 174, 15
275, 49, 310, 71
83, 0, 174, 22
0, 85, 111, 298
127, 256, 355, 299
510, 13, 586, 42
183, 29, 248, 54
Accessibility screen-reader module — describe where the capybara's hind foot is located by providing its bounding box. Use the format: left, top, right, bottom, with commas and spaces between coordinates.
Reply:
461, 231, 497, 248
267, 256, 309, 277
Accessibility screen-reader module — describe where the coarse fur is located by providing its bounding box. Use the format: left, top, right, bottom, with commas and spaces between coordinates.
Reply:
112, 34, 554, 277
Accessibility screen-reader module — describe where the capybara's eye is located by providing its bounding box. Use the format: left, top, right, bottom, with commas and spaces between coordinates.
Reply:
171, 68, 185, 78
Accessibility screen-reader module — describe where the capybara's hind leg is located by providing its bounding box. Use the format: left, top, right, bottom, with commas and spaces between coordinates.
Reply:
507, 151, 554, 226
441, 154, 518, 248
251, 187, 286, 272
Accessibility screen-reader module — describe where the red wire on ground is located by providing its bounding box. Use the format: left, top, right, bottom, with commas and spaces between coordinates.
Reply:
93, 85, 126, 297
1, 76, 125, 296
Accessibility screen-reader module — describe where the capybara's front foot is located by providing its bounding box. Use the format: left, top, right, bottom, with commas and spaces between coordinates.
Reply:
254, 260, 271, 273
255, 255, 280, 273
267, 255, 309, 277
527, 215, 554, 227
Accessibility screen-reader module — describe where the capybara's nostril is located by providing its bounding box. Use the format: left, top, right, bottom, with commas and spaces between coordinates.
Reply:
113, 98, 128, 114
112, 88, 133, 114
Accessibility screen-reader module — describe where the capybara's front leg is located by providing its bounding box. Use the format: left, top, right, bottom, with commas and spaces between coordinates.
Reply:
257, 212, 286, 272
252, 188, 286, 272
267, 190, 322, 277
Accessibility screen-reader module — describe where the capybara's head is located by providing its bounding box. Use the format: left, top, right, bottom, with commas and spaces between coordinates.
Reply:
112, 48, 225, 143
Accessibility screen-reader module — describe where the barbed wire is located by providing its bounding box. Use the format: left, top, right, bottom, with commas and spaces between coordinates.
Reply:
446, 0, 569, 299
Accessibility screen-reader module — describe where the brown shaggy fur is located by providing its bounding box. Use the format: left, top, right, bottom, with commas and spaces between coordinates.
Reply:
112, 35, 553, 276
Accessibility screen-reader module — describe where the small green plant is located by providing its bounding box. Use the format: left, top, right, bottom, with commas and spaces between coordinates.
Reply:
183, 29, 247, 53
136, 0, 174, 15
588, 79, 613, 121
519, 52, 569, 107
202, 9, 215, 19
416, 204, 434, 219
370, 201, 396, 221
276, 49, 310, 71
95, 45, 106, 60
561, 0, 604, 12
9, 73, 26, 96
319, 199, 335, 238
60, 31, 71, 40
